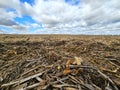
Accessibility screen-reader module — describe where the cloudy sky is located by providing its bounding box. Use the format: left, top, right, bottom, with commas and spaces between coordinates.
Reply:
0, 0, 120, 35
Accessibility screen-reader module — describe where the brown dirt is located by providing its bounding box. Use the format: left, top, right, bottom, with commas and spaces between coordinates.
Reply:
0, 35, 120, 90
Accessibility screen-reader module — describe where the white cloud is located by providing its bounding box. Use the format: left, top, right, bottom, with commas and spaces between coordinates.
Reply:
10, 24, 29, 31
0, 0, 120, 34
26, 0, 120, 31
0, 8, 17, 26
0, 0, 20, 9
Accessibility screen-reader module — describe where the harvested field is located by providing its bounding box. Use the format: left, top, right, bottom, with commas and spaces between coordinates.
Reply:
0, 35, 120, 90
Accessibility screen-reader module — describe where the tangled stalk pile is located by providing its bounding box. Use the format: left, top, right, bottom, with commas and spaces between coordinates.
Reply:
0, 35, 120, 90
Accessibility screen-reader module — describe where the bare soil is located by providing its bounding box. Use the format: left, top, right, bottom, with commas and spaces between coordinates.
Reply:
0, 35, 120, 90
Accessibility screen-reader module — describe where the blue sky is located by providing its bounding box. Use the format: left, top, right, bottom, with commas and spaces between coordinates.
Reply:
0, 0, 120, 34
20, 0, 34, 5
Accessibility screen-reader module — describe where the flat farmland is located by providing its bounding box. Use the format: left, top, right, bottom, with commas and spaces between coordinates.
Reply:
0, 35, 120, 90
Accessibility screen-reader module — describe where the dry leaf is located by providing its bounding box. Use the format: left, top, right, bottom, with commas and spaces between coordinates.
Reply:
71, 68, 83, 75
73, 57, 83, 65
63, 58, 83, 75
66, 59, 73, 68
63, 69, 72, 75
